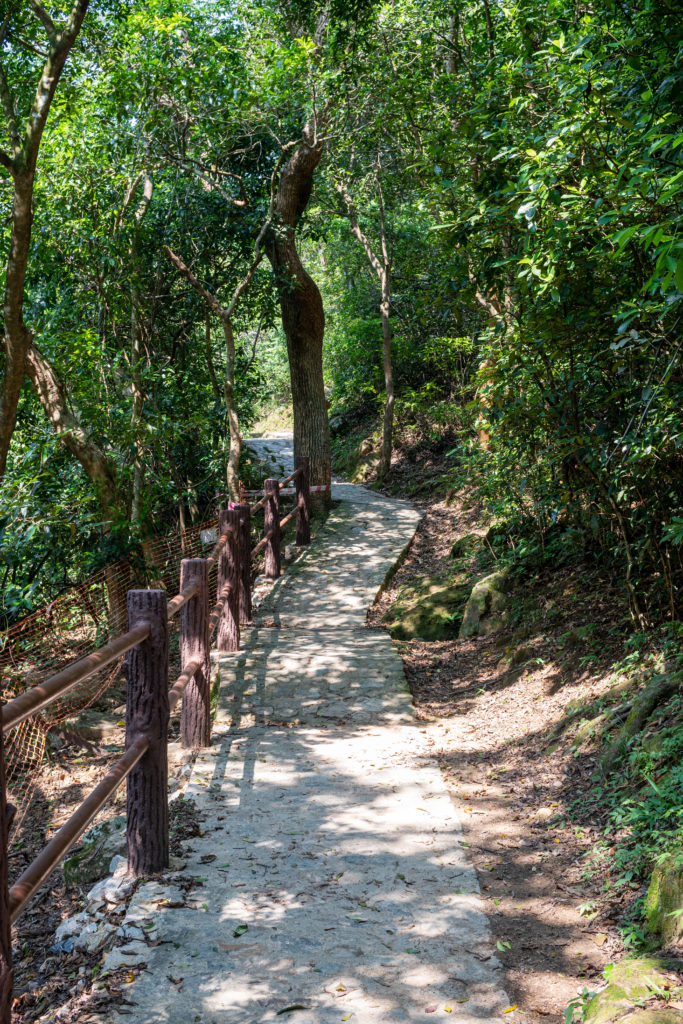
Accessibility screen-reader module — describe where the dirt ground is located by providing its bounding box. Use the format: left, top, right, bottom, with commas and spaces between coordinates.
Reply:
368, 493, 642, 1022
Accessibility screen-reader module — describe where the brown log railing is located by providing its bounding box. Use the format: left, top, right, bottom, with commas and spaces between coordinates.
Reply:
0, 456, 319, 1022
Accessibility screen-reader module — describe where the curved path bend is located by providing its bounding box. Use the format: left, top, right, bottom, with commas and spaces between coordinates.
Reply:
101, 443, 508, 1023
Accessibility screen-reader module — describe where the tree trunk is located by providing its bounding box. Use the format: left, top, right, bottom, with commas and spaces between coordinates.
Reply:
130, 296, 145, 525
0, 0, 91, 479
25, 346, 126, 627
0, 174, 34, 481
267, 137, 331, 489
163, 247, 242, 501
128, 174, 153, 526
335, 171, 394, 479
26, 347, 118, 510
220, 316, 242, 501
379, 268, 394, 479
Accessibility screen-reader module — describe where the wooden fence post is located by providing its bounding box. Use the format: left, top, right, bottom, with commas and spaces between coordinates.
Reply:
264, 478, 281, 579
179, 559, 211, 748
295, 456, 311, 546
217, 510, 240, 652
0, 729, 13, 1024
236, 503, 252, 624
126, 589, 169, 876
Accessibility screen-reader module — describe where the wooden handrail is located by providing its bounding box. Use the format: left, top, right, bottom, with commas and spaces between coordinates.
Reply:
252, 529, 273, 557
250, 465, 302, 513
8, 733, 149, 922
208, 581, 232, 638
166, 581, 200, 621
168, 657, 202, 715
0, 461, 314, 1019
278, 465, 303, 489
1, 622, 151, 735
205, 529, 231, 569
279, 507, 296, 531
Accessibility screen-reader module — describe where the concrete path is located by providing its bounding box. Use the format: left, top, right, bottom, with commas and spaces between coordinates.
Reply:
243, 436, 294, 480
100, 463, 508, 1023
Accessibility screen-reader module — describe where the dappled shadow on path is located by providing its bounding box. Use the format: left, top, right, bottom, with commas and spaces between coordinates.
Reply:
110, 623, 508, 1023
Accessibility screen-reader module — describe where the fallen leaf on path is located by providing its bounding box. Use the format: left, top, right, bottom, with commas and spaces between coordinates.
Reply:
503, 1006, 518, 1014
592, 933, 608, 946
233, 924, 248, 938
276, 1006, 309, 1015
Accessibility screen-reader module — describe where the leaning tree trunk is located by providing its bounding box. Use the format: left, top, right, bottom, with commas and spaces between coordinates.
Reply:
25, 346, 127, 628
267, 139, 331, 489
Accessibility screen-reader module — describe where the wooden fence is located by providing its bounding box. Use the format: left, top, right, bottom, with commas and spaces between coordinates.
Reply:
0, 457, 315, 1022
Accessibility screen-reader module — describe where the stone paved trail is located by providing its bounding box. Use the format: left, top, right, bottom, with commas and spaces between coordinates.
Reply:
100, 453, 508, 1023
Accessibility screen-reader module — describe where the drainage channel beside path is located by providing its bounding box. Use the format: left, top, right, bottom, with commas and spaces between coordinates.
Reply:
98, 469, 509, 1023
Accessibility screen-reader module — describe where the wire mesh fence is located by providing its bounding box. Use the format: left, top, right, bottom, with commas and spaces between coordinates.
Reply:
0, 517, 221, 833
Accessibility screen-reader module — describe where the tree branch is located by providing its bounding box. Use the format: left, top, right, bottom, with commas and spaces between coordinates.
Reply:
164, 247, 228, 320
334, 180, 383, 277
27, 0, 56, 40
26, 345, 119, 512
22, 0, 90, 173
0, 58, 20, 154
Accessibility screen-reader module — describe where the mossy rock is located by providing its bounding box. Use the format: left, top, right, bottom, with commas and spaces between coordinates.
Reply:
584, 958, 683, 1024
459, 570, 510, 639
383, 573, 470, 641
646, 850, 683, 945
350, 451, 380, 483
625, 1013, 683, 1023
450, 533, 484, 560
485, 521, 509, 546
63, 815, 126, 888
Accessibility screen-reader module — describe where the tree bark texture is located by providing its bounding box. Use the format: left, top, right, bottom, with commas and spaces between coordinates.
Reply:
0, 0, 91, 480
179, 559, 211, 749
267, 136, 331, 488
264, 478, 281, 579
217, 509, 240, 653
126, 589, 169, 876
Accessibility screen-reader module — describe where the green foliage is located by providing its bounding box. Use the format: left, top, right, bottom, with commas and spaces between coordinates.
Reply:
567, 626, 683, 945
1, 0, 682, 630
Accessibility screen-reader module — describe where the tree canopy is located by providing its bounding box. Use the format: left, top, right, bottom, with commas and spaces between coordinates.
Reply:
0, 0, 681, 627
